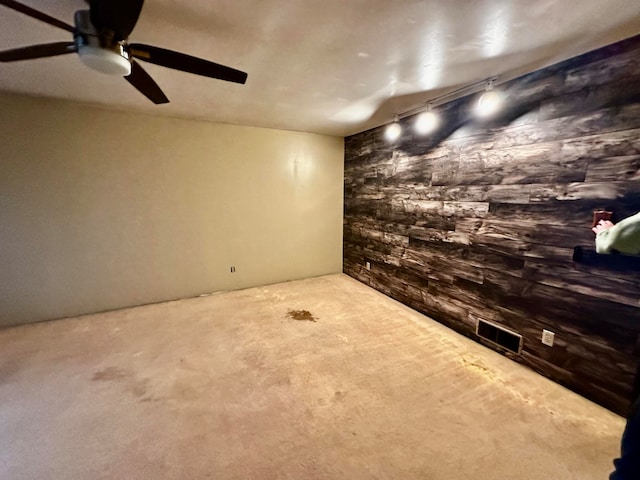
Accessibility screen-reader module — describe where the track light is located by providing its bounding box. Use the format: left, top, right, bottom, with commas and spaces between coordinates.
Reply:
475, 79, 503, 118
382, 76, 502, 142
385, 115, 402, 142
414, 104, 439, 135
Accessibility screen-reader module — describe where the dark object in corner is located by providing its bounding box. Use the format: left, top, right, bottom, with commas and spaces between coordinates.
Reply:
573, 247, 640, 272
610, 396, 640, 480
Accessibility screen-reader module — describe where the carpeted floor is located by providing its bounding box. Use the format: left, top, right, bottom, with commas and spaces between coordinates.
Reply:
0, 274, 625, 479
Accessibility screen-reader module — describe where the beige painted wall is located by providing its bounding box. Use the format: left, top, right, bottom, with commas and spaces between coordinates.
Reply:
0, 94, 344, 327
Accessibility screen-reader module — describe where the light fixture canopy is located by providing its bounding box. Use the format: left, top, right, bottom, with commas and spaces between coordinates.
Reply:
385, 115, 402, 142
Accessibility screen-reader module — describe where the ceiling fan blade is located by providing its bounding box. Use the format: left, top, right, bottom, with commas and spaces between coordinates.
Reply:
125, 60, 169, 104
130, 44, 248, 84
0, 0, 75, 33
89, 0, 144, 41
0, 42, 77, 62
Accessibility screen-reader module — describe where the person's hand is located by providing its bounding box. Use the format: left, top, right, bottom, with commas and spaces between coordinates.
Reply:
592, 219, 615, 235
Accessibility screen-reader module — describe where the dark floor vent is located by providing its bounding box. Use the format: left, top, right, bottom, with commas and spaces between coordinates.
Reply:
476, 319, 522, 354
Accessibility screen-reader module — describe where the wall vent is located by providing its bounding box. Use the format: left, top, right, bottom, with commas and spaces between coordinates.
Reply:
476, 319, 522, 354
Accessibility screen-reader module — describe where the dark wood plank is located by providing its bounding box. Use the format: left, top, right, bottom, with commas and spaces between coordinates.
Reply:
585, 155, 640, 182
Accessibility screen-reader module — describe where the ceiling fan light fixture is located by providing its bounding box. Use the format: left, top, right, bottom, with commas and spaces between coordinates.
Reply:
78, 44, 131, 76
1, 0, 248, 104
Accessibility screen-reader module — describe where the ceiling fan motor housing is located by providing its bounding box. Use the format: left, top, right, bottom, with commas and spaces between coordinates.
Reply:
73, 9, 131, 76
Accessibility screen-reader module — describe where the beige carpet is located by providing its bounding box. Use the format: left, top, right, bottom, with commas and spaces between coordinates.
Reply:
0, 274, 624, 479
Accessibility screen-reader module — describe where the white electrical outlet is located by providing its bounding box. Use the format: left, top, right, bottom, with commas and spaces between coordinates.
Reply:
541, 329, 555, 347
365, 261, 371, 270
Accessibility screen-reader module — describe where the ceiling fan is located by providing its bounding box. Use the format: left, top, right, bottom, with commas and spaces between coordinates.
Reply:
0, 0, 248, 104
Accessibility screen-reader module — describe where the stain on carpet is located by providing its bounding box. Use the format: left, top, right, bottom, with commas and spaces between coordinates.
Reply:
92, 366, 154, 401
0, 359, 21, 385
287, 310, 317, 322
92, 366, 130, 382
460, 357, 493, 376
127, 379, 149, 398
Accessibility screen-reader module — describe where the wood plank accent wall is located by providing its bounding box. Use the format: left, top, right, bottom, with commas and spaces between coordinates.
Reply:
343, 35, 640, 415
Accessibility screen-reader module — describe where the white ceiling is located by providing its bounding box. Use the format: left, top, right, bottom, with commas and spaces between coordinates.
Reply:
1, 1, 640, 137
